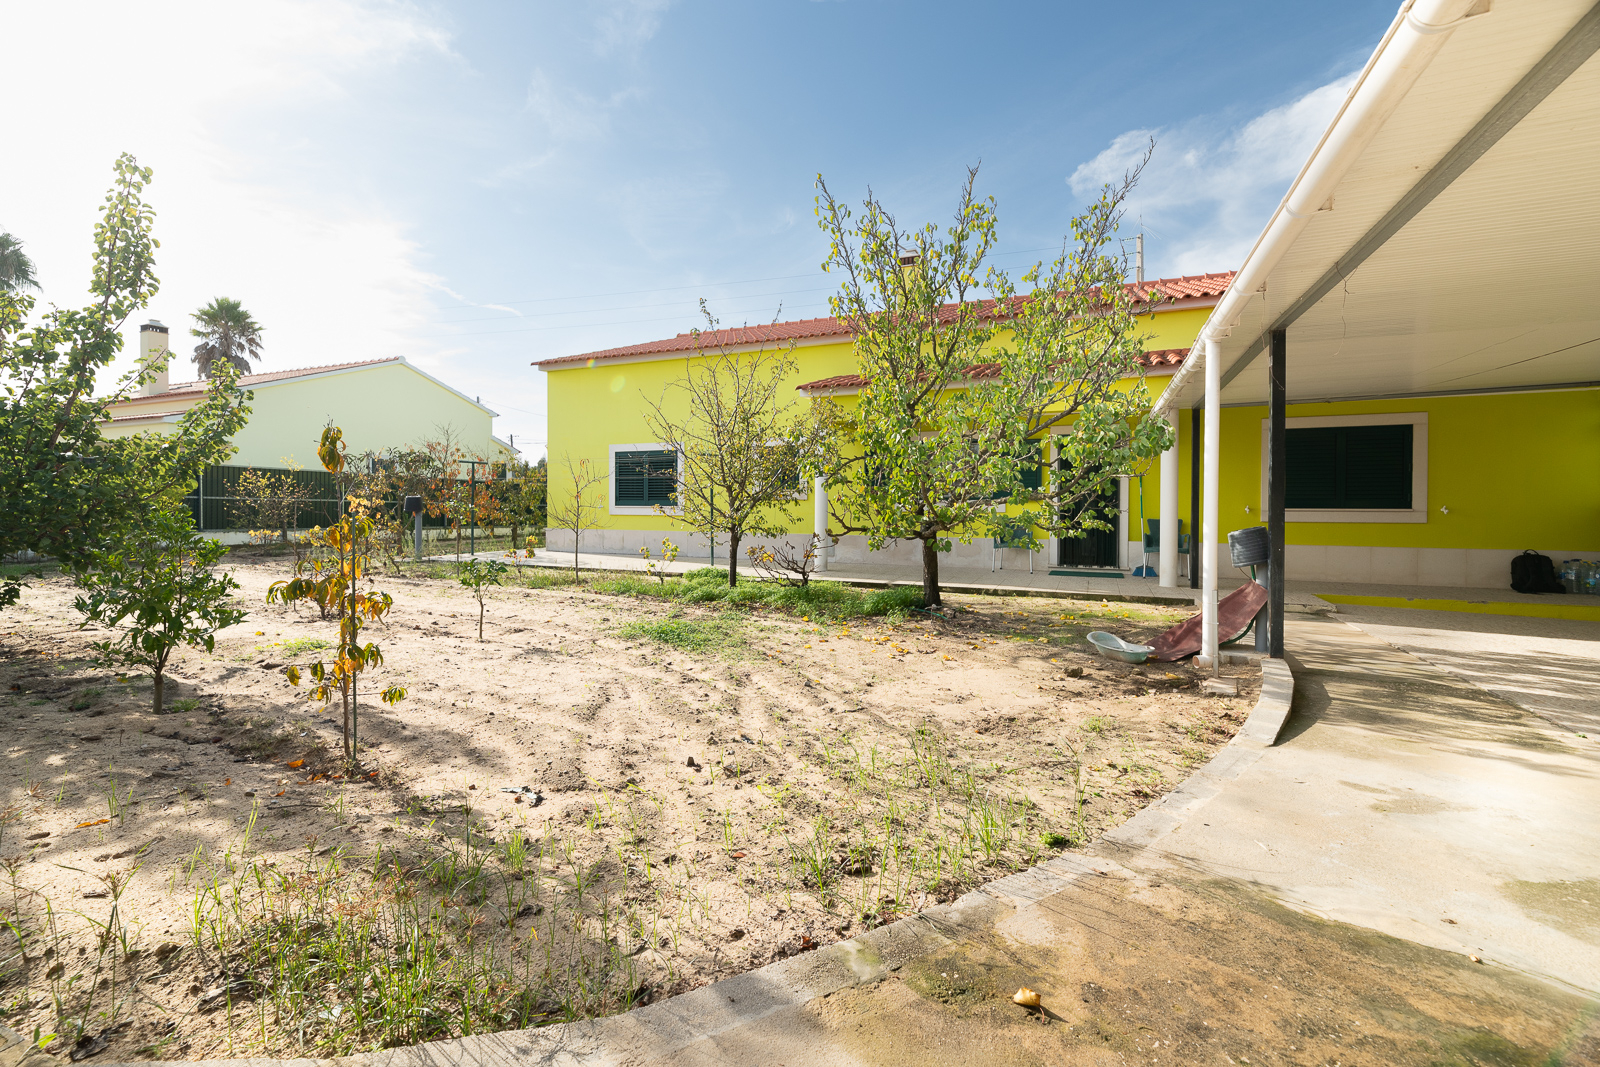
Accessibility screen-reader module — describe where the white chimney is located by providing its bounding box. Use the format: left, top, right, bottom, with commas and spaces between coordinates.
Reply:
138, 320, 170, 396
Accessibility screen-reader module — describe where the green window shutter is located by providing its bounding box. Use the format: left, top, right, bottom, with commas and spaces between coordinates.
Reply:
1020, 440, 1044, 492
614, 450, 677, 507
1285, 424, 1412, 509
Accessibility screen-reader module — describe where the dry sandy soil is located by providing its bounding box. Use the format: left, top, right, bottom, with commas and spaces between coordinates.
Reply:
0, 558, 1257, 1059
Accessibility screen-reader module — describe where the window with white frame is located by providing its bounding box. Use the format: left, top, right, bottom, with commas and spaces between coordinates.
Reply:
1260, 412, 1427, 523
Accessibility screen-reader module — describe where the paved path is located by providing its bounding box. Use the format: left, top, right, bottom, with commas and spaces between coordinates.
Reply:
1108, 615, 1600, 994
1330, 600, 1600, 737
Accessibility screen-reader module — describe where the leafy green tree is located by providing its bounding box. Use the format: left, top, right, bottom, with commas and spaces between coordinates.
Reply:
74, 504, 245, 713
0, 155, 251, 608
0, 231, 39, 293
190, 296, 264, 377
811, 160, 1171, 606
268, 426, 406, 764
640, 304, 820, 586
458, 557, 508, 641
501, 456, 547, 554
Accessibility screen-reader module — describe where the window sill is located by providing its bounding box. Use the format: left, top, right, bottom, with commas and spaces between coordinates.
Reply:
610, 505, 679, 517
1286, 509, 1427, 524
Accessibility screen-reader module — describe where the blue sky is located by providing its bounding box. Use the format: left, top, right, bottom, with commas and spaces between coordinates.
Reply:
3, 0, 1396, 459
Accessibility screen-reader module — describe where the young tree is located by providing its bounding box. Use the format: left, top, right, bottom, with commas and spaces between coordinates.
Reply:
811, 159, 1171, 606
190, 297, 264, 377
547, 454, 609, 582
229, 463, 316, 543
458, 558, 508, 640
74, 504, 246, 713
267, 426, 406, 764
640, 305, 818, 586
0, 155, 250, 608
0, 232, 39, 293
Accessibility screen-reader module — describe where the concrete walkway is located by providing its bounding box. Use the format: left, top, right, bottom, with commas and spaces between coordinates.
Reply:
1107, 614, 1600, 994
1329, 600, 1600, 737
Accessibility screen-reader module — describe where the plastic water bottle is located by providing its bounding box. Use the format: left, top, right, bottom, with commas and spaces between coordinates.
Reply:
1561, 560, 1580, 594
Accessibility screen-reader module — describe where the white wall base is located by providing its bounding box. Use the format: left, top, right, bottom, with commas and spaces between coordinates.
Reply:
545, 529, 1056, 571
1283, 544, 1593, 588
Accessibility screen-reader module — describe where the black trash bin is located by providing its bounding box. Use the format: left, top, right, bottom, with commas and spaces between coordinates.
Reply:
1228, 526, 1270, 568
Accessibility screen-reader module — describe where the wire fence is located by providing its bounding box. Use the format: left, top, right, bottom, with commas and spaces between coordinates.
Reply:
182, 464, 460, 532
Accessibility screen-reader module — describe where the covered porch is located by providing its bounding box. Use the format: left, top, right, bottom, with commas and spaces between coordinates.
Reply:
1155, 0, 1600, 663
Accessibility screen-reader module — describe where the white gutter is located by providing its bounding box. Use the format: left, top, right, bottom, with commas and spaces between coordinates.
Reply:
1179, 0, 1485, 667
1156, 0, 1487, 416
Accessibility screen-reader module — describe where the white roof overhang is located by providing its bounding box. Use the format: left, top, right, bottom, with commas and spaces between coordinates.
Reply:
1158, 0, 1600, 410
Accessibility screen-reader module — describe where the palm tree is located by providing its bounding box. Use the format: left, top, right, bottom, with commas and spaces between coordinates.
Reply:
0, 232, 39, 293
190, 297, 265, 377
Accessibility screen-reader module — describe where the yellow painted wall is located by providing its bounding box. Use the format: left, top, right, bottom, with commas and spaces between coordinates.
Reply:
1179, 390, 1599, 551
545, 307, 1197, 537
545, 338, 861, 532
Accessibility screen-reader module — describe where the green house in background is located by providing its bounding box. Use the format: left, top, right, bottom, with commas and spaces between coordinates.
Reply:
101, 320, 518, 534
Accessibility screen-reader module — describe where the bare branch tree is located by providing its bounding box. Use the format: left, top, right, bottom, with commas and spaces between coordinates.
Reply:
639, 304, 821, 586
547, 453, 609, 582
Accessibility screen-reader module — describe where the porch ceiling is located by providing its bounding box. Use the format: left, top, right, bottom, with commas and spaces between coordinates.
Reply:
1160, 0, 1600, 409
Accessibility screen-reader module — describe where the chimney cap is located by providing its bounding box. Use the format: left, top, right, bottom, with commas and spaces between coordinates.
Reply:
141, 320, 168, 332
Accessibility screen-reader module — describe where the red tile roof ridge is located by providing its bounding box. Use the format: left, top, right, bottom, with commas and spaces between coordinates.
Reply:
794, 348, 1193, 392
535, 272, 1232, 369
116, 357, 402, 402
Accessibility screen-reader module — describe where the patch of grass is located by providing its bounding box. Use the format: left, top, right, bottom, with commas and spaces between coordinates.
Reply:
279, 637, 332, 657
615, 613, 741, 652
170, 697, 201, 714
1081, 716, 1109, 734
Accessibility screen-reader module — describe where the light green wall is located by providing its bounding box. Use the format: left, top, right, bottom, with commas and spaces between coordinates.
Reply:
229, 363, 500, 468
101, 362, 507, 469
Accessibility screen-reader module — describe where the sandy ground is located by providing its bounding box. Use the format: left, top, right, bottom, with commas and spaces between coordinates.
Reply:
0, 558, 1257, 1059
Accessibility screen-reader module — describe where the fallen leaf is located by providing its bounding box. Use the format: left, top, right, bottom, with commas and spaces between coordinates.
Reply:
287, 759, 304, 768
75, 818, 111, 829
1012, 986, 1041, 1008
274, 790, 286, 797
224, 777, 231, 786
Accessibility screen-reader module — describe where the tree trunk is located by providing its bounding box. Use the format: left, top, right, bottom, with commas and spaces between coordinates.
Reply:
341, 680, 352, 761
727, 532, 740, 586
478, 597, 485, 641
921, 538, 942, 607
152, 671, 164, 715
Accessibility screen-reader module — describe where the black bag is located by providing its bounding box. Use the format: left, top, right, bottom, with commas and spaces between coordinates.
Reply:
1510, 550, 1565, 594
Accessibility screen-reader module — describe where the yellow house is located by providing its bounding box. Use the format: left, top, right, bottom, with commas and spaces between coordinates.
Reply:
103, 320, 516, 531
535, 273, 1231, 569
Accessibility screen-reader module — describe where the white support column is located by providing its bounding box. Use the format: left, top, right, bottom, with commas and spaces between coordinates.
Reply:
813, 476, 829, 572
1200, 334, 1222, 668
1158, 408, 1179, 588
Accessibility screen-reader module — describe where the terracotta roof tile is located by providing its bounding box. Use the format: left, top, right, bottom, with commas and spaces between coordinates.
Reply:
534, 272, 1232, 369
794, 348, 1193, 392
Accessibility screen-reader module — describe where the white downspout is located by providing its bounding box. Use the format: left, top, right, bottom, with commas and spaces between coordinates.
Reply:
1199, 334, 1222, 668
1158, 408, 1179, 587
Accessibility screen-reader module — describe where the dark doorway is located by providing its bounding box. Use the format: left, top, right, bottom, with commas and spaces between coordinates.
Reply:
1056, 460, 1120, 568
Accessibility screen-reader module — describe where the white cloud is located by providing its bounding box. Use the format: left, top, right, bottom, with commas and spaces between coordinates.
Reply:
591, 0, 673, 57
1070, 74, 1357, 275
0, 0, 455, 389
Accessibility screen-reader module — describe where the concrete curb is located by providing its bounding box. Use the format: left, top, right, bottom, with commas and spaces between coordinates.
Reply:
88, 661, 1297, 1067
1093, 657, 1295, 856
